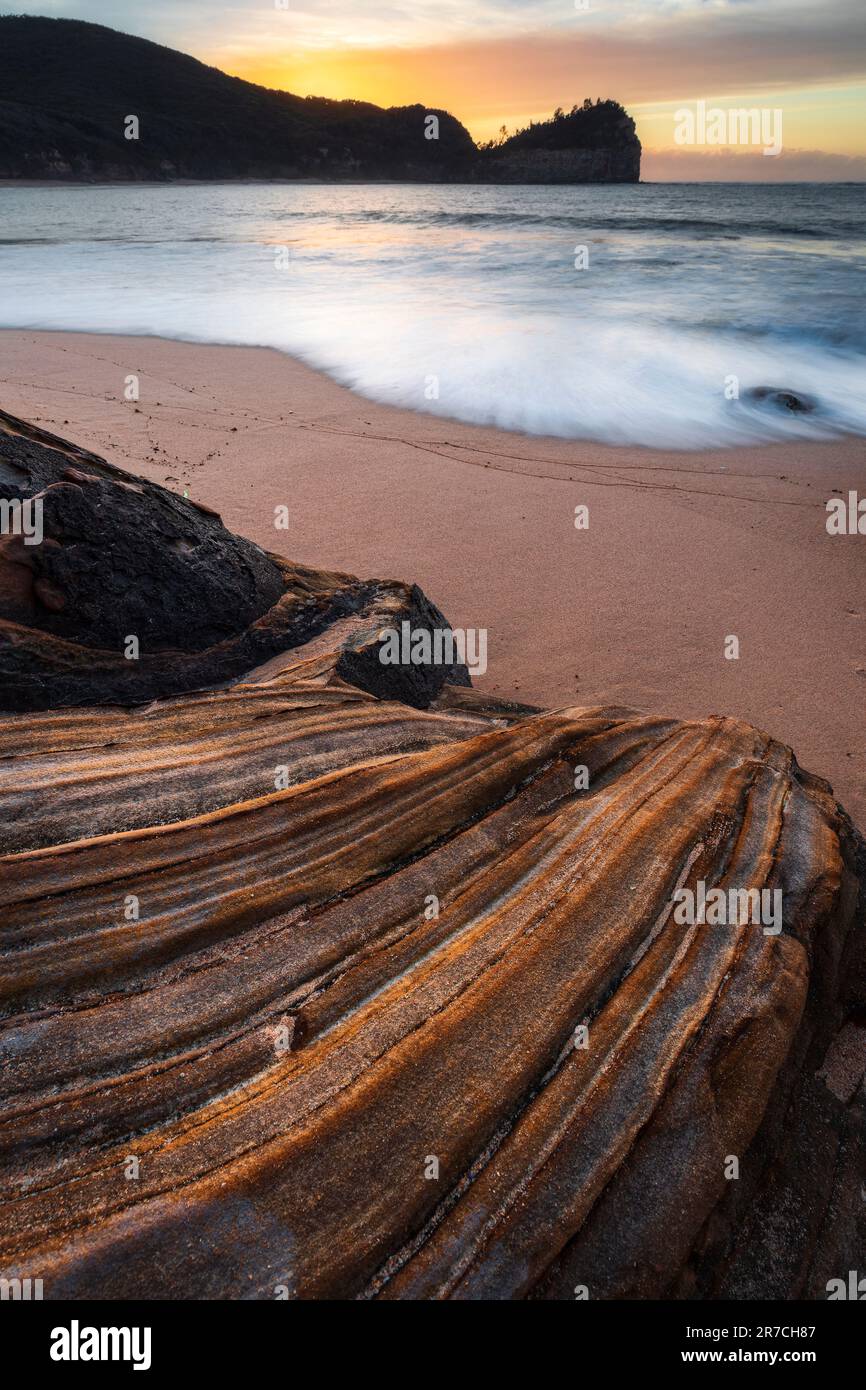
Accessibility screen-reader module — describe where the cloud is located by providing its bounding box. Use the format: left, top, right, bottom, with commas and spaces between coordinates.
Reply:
4, 0, 866, 73
3, 0, 865, 161
642, 146, 866, 181
320, 14, 866, 113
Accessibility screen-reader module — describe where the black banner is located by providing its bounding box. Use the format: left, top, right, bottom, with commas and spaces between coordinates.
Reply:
5, 1298, 862, 1375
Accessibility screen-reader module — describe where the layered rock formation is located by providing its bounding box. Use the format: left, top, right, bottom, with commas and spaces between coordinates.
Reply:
0, 419, 863, 1300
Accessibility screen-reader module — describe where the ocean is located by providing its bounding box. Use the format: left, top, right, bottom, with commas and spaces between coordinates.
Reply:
1, 181, 864, 448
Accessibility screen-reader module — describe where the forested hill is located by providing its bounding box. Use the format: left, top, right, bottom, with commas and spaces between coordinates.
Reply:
0, 17, 639, 183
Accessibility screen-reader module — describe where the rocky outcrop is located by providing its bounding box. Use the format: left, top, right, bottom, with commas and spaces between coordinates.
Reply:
0, 410, 468, 709
0, 418, 862, 1300
481, 100, 641, 184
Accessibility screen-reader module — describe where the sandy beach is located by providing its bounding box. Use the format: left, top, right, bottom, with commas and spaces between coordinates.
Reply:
2, 328, 864, 828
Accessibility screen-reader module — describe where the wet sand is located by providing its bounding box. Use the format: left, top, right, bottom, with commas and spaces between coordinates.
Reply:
2, 328, 864, 828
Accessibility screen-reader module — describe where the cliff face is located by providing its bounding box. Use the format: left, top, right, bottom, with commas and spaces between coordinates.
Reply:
0, 18, 639, 184
481, 100, 641, 184
0, 414, 863, 1301
480, 146, 640, 184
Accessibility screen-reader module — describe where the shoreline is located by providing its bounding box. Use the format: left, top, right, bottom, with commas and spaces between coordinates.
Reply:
4, 178, 865, 187
2, 327, 864, 829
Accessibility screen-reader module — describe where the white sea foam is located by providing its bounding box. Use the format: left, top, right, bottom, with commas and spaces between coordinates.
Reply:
1, 182, 864, 449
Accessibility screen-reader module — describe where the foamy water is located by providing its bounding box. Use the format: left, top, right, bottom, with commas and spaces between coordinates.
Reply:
1, 181, 864, 448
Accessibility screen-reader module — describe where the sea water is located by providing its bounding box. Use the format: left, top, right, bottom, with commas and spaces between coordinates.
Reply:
0, 180, 864, 448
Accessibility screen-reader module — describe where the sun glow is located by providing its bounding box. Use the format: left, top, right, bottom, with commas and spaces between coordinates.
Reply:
216, 41, 866, 160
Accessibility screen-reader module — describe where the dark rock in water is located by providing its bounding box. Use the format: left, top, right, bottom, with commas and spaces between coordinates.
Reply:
749, 386, 816, 414
0, 410, 468, 710
0, 414, 863, 1301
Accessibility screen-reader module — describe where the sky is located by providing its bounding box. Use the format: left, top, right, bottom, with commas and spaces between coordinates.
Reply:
6, 0, 866, 178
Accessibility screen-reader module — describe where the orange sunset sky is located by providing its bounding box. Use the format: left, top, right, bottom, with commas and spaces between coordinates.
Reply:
7, 0, 866, 178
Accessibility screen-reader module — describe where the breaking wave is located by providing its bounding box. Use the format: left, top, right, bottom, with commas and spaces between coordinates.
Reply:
1, 180, 864, 448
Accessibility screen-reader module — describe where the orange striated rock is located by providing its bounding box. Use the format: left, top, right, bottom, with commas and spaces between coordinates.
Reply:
0, 418, 863, 1301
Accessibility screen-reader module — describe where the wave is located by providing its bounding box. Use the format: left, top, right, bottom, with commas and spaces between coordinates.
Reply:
297, 322, 866, 449
2, 217, 857, 246
5, 286, 863, 449
0, 235, 228, 246
2, 183, 864, 448
294, 210, 858, 239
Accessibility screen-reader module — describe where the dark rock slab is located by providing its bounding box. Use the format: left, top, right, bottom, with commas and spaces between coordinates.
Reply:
0, 410, 468, 710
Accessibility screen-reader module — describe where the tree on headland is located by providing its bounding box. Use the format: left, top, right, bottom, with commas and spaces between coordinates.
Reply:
484, 99, 637, 153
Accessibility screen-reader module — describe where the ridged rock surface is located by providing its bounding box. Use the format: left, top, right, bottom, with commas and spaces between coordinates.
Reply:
0, 420, 864, 1301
